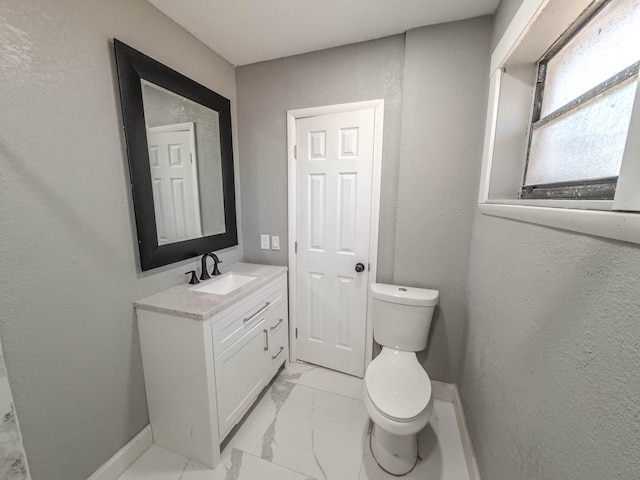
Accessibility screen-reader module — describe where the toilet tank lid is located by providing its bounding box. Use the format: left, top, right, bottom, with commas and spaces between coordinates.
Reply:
371, 283, 439, 307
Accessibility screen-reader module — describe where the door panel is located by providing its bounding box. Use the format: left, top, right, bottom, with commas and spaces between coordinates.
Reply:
296, 109, 375, 378
214, 320, 267, 438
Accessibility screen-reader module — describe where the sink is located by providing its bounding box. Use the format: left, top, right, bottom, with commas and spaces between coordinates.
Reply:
192, 272, 258, 295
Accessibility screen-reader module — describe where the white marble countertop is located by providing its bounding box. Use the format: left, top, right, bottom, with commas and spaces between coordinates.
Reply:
135, 262, 288, 321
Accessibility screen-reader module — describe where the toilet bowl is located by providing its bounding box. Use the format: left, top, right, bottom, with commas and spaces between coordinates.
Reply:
364, 283, 439, 476
364, 348, 433, 474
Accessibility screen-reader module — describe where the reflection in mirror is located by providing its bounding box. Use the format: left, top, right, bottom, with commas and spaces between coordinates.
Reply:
141, 80, 226, 245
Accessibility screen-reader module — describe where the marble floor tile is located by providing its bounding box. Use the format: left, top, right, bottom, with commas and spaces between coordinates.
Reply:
183, 448, 316, 480
223, 378, 296, 456
118, 445, 188, 480
119, 366, 473, 480
358, 399, 470, 480
0, 339, 30, 480
254, 384, 369, 480
294, 365, 364, 401
275, 361, 317, 384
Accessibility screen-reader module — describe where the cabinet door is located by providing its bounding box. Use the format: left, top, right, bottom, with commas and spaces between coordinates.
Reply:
215, 320, 268, 438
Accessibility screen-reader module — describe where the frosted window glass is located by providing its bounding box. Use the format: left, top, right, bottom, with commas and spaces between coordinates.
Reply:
541, 0, 640, 116
526, 76, 637, 185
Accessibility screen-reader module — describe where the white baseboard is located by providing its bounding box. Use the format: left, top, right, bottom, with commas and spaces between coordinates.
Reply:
429, 381, 481, 480
431, 380, 456, 402
87, 425, 153, 480
452, 387, 481, 480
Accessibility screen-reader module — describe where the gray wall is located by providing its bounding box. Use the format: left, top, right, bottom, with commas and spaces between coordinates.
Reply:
0, 1, 241, 478
236, 19, 492, 383
236, 35, 406, 282
393, 18, 492, 382
459, 0, 640, 478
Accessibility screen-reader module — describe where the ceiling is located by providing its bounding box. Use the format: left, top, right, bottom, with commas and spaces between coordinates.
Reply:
147, 0, 501, 66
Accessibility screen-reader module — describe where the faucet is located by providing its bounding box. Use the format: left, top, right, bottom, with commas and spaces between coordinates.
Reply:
200, 253, 222, 280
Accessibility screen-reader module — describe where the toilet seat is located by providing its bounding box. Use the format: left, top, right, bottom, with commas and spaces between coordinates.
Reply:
364, 348, 432, 423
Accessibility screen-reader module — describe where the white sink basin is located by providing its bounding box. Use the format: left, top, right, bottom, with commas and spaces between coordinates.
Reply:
192, 272, 258, 295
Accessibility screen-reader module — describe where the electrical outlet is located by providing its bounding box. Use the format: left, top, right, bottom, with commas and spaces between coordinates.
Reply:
260, 234, 270, 250
271, 236, 280, 250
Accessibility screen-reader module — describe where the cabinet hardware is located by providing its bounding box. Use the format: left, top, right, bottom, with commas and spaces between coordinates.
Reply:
270, 318, 284, 330
272, 346, 284, 360
263, 329, 269, 351
243, 302, 271, 323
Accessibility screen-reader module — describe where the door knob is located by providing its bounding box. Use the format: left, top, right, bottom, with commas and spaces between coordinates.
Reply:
355, 263, 365, 273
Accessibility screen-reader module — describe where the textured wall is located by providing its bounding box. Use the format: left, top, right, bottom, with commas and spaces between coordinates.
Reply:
460, 215, 640, 480
392, 17, 492, 382
0, 1, 241, 478
235, 35, 405, 282
459, 0, 640, 478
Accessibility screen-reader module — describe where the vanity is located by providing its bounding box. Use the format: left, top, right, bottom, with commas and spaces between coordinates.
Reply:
135, 263, 289, 468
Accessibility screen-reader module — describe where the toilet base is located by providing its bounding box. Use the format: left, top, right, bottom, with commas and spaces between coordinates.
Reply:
369, 423, 420, 476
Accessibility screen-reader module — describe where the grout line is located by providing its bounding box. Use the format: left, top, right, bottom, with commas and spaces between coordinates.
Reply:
240, 448, 320, 480
293, 382, 364, 403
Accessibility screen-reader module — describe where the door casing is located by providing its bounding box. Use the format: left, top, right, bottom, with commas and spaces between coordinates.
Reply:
287, 100, 384, 370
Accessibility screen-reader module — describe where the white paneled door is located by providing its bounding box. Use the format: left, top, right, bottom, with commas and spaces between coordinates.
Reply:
147, 123, 202, 245
296, 109, 375, 378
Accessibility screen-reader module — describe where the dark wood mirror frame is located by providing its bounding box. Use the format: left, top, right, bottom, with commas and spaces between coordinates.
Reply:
114, 39, 237, 271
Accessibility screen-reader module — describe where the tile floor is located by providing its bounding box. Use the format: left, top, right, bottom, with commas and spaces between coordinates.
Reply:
119, 362, 471, 480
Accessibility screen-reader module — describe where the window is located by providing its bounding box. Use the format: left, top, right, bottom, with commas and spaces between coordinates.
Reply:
479, 0, 640, 244
522, 0, 640, 200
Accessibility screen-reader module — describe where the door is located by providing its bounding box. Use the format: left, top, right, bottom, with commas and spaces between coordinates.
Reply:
147, 123, 202, 244
295, 108, 375, 378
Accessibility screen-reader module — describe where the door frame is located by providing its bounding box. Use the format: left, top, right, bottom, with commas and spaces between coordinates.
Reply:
286, 100, 385, 371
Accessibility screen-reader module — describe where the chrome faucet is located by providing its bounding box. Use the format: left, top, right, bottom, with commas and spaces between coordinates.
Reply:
200, 253, 222, 281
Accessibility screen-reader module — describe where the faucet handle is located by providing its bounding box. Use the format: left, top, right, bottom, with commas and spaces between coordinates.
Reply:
185, 271, 200, 285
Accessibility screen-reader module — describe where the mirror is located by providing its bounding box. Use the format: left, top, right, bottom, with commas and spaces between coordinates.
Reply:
114, 40, 237, 271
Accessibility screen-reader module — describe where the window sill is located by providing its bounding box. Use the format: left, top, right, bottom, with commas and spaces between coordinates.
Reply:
479, 202, 640, 245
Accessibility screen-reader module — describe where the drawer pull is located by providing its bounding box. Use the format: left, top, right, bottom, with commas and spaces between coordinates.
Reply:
272, 346, 284, 359
244, 302, 271, 323
270, 318, 284, 331
264, 329, 269, 351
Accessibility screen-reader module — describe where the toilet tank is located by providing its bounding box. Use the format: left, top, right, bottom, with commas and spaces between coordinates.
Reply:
371, 283, 439, 352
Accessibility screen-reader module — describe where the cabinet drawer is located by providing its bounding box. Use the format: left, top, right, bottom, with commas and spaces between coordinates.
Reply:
268, 302, 289, 371
211, 281, 284, 357
269, 325, 288, 371
267, 301, 287, 337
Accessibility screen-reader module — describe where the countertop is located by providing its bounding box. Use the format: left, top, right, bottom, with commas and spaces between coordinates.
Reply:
134, 262, 288, 321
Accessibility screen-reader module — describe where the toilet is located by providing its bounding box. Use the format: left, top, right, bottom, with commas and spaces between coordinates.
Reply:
364, 283, 439, 476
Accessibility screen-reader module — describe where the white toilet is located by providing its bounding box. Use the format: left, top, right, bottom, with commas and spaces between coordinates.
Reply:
364, 283, 439, 476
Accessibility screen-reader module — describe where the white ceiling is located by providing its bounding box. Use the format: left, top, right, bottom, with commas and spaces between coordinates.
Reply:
147, 0, 501, 66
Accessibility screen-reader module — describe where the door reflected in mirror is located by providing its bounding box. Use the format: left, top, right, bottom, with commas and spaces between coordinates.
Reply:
141, 80, 226, 245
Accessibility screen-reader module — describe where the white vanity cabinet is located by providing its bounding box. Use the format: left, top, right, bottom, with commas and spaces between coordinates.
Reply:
212, 277, 287, 437
135, 265, 288, 469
